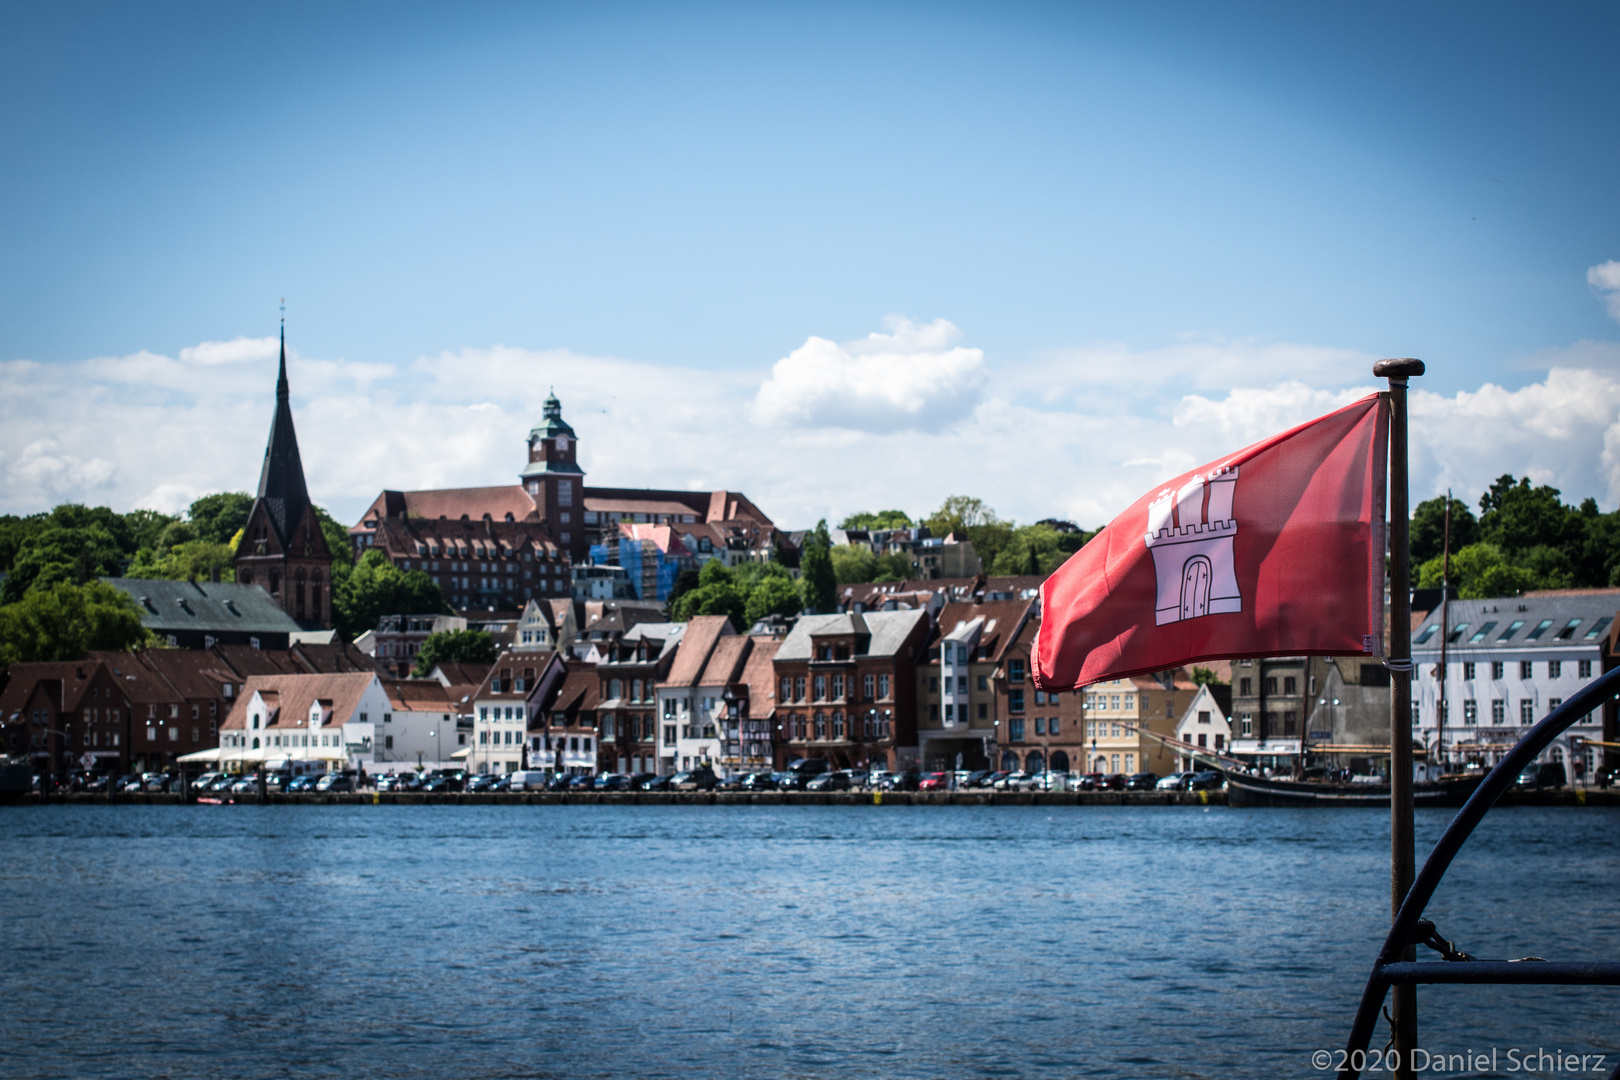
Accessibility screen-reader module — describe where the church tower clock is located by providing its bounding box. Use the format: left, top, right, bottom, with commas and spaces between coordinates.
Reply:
233, 327, 334, 628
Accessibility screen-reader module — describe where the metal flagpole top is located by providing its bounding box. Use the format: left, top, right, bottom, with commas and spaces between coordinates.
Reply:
1373, 357, 1425, 379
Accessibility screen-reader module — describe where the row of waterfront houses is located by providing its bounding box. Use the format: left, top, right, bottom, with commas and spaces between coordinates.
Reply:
4, 336, 1618, 784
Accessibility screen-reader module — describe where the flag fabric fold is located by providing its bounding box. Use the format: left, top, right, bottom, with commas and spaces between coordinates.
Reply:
1033, 393, 1389, 691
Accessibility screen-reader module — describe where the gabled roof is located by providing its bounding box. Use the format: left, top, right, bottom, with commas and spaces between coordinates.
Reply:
738, 636, 780, 719
221, 672, 379, 731
428, 661, 492, 689
665, 615, 735, 686
618, 522, 691, 556
697, 634, 751, 687
356, 485, 540, 530
544, 664, 600, 721
929, 599, 1037, 664
472, 650, 557, 702
85, 651, 188, 705
0, 661, 106, 718
381, 680, 456, 713
775, 609, 928, 661
100, 578, 303, 635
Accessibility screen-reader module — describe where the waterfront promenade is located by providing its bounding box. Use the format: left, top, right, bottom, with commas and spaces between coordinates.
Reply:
19, 787, 1619, 807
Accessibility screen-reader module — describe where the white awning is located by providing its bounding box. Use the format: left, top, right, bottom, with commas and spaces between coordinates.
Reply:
451, 746, 473, 760
176, 747, 223, 764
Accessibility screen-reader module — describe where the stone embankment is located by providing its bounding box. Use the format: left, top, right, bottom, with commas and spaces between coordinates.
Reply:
19, 788, 1620, 807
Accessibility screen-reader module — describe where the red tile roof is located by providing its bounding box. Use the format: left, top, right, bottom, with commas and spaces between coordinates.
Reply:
665, 615, 733, 687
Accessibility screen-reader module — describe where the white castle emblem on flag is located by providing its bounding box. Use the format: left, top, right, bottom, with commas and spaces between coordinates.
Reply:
1143, 465, 1242, 626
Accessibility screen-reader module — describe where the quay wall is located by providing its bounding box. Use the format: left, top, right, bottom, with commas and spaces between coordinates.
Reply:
16, 789, 1620, 808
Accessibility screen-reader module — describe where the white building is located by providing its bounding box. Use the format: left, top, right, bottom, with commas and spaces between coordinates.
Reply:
375, 680, 465, 768
657, 615, 735, 774
1412, 591, 1617, 784
218, 672, 387, 774
469, 650, 566, 774
1173, 683, 1232, 771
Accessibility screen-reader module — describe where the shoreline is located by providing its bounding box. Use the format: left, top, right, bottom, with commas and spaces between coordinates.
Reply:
11, 788, 1620, 808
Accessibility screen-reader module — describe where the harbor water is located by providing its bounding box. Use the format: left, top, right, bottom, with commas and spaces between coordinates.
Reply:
2, 803, 1616, 1078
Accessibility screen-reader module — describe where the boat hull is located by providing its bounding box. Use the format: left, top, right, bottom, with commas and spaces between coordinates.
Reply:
1224, 771, 1478, 808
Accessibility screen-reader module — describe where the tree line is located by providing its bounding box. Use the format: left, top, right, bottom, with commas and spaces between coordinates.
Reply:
0, 494, 450, 662
1409, 475, 1620, 598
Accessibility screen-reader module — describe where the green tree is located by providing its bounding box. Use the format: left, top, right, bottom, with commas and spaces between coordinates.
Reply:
45, 504, 136, 555
0, 580, 153, 663
1409, 495, 1480, 567
744, 574, 802, 625
799, 520, 837, 615
334, 548, 449, 641
1478, 475, 1581, 556
838, 510, 913, 530
188, 492, 255, 545
125, 540, 236, 583
830, 543, 877, 584
2, 523, 127, 603
1191, 666, 1226, 686
412, 628, 499, 676
666, 565, 703, 614
924, 496, 1019, 571
1418, 542, 1540, 599
987, 523, 1089, 577
124, 509, 180, 551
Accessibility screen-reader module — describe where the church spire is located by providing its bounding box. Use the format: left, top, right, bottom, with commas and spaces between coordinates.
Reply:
276, 320, 289, 401
254, 321, 311, 545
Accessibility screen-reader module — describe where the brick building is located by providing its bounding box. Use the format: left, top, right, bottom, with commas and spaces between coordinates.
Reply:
772, 609, 929, 772
349, 392, 780, 581
915, 597, 1038, 771
233, 328, 334, 628
595, 622, 683, 775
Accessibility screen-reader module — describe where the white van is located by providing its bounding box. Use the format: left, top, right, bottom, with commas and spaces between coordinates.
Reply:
509, 770, 550, 791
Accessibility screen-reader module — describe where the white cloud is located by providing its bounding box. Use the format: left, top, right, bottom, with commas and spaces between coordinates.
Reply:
4, 325, 1619, 538
750, 316, 986, 432
1589, 260, 1620, 321
178, 336, 279, 366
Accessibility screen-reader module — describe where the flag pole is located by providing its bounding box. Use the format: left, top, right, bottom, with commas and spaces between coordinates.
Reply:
1374, 356, 1424, 1080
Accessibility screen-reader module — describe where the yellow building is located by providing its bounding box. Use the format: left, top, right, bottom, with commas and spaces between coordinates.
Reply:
1081, 670, 1197, 776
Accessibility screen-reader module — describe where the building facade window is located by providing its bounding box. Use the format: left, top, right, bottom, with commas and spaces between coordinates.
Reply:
1579, 659, 1593, 679
1463, 700, 1477, 725
1520, 661, 1534, 680
1463, 662, 1475, 680
1010, 717, 1024, 742
1548, 660, 1562, 679
1520, 699, 1534, 725
1492, 661, 1505, 680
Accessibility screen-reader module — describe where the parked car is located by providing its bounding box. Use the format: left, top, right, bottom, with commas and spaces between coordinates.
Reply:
191, 771, 225, 792
915, 771, 948, 791
881, 770, 921, 792
741, 772, 779, 791
714, 773, 746, 792
566, 773, 596, 790
994, 770, 1036, 791
229, 775, 260, 793
1125, 771, 1159, 791
465, 773, 498, 793
961, 769, 994, 789
627, 772, 660, 791
671, 768, 718, 792
807, 770, 854, 792
1034, 770, 1069, 791
1101, 773, 1129, 790
487, 773, 512, 792
1516, 762, 1566, 789
286, 774, 320, 793
1187, 770, 1223, 791
1156, 772, 1190, 791
784, 758, 830, 788
507, 770, 549, 791
594, 773, 632, 791
316, 772, 355, 793
641, 774, 674, 792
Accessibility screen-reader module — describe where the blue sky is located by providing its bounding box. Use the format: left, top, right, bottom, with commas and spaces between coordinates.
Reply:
3, 1, 1619, 526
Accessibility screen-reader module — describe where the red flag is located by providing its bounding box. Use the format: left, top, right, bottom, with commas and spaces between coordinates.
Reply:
1033, 393, 1389, 690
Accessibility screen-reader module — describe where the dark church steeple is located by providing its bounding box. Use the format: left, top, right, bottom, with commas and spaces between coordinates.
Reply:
234, 322, 333, 629
255, 324, 312, 545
